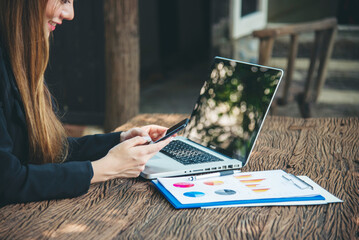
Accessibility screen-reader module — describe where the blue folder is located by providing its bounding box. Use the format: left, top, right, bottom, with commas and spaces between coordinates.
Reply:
152, 180, 325, 209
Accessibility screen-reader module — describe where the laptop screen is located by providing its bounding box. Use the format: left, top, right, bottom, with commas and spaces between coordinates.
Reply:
183, 57, 283, 165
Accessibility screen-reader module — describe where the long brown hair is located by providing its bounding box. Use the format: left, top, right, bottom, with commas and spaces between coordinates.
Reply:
0, 0, 68, 164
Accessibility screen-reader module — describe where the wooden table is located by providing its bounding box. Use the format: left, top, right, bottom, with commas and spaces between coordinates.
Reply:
1, 114, 358, 239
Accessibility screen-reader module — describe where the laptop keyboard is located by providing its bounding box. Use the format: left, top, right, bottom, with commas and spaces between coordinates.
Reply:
160, 140, 224, 165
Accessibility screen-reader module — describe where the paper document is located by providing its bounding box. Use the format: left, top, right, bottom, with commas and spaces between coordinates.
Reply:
153, 170, 342, 209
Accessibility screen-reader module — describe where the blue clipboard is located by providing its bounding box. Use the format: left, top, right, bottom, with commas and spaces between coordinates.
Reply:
152, 180, 325, 209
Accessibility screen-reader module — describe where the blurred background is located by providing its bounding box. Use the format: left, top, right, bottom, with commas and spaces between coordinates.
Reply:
45, 0, 359, 136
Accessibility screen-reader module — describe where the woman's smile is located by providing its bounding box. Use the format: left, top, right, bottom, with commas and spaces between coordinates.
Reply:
47, 21, 58, 32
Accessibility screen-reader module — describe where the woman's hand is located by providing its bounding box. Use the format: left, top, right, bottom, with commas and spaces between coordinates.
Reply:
120, 125, 169, 143
91, 125, 171, 183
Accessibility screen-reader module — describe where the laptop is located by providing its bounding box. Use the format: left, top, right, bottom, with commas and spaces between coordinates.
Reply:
141, 57, 283, 179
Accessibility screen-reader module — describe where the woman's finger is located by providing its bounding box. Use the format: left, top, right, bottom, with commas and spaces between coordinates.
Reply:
142, 125, 168, 135
123, 136, 150, 148
134, 136, 173, 156
129, 128, 149, 137
121, 128, 151, 142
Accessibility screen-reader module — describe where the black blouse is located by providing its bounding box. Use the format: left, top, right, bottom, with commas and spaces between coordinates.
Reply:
0, 45, 122, 206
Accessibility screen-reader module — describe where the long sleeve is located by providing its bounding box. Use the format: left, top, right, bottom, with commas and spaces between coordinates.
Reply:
0, 107, 94, 206
66, 132, 122, 162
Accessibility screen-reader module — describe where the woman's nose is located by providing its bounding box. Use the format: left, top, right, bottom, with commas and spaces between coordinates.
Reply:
61, 3, 74, 21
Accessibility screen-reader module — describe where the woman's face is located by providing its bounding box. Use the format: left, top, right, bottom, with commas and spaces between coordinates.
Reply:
44, 0, 74, 37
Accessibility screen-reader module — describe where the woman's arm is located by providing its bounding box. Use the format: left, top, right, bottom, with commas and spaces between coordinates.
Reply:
90, 135, 172, 183
0, 99, 171, 205
67, 125, 172, 183
0, 108, 93, 206
65, 125, 171, 164
66, 132, 123, 162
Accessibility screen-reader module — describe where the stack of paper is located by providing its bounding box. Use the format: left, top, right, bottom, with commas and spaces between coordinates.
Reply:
152, 170, 342, 209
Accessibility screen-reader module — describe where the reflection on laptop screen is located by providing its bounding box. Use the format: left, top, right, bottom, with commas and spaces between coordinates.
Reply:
183, 57, 283, 164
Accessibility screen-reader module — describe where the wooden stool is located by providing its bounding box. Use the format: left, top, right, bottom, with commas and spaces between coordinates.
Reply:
253, 18, 337, 118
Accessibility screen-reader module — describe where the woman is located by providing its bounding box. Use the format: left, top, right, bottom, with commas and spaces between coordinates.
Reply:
0, 0, 171, 206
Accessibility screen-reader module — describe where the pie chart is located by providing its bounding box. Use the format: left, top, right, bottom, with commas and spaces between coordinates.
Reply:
173, 182, 194, 188
183, 191, 205, 198
215, 189, 237, 195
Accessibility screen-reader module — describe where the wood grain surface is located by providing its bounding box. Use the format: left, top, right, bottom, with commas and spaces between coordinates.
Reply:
0, 114, 358, 240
